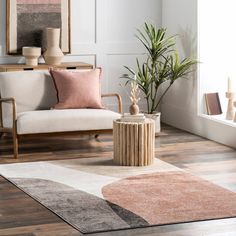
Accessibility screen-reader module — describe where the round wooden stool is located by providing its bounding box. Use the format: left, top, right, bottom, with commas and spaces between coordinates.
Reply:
113, 119, 155, 166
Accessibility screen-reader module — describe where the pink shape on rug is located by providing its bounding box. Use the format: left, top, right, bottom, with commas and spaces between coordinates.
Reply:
102, 171, 236, 225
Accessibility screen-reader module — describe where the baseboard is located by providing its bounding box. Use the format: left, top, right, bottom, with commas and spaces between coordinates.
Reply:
161, 103, 236, 149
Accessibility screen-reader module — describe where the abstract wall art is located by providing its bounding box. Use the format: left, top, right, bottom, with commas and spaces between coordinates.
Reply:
6, 0, 70, 54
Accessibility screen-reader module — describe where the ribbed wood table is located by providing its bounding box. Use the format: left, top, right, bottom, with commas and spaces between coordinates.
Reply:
113, 119, 155, 166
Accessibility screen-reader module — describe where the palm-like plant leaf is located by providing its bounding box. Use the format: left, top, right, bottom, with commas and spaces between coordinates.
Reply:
122, 22, 198, 114
169, 53, 197, 82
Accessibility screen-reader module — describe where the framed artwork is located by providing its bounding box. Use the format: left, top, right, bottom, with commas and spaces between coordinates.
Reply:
6, 0, 70, 55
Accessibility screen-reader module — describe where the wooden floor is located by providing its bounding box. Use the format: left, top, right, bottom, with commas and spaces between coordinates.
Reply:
1, 124, 236, 236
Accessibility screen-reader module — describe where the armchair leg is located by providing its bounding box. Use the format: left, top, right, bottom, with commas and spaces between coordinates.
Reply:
13, 130, 18, 159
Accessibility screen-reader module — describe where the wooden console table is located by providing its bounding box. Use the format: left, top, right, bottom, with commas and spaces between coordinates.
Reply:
0, 62, 93, 72
113, 119, 155, 166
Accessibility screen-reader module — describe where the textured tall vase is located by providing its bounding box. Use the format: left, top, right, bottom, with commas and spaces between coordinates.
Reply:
43, 28, 64, 65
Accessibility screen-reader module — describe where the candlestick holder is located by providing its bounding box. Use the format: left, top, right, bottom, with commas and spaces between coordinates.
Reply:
234, 101, 236, 123
226, 92, 236, 120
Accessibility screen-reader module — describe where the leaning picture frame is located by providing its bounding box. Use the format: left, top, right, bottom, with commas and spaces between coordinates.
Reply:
6, 0, 70, 55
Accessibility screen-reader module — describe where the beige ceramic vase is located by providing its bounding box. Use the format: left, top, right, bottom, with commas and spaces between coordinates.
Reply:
43, 28, 64, 65
22, 47, 41, 66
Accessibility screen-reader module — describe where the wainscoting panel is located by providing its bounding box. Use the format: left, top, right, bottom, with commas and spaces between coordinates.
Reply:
104, 0, 161, 44
94, 0, 162, 110
71, 0, 96, 44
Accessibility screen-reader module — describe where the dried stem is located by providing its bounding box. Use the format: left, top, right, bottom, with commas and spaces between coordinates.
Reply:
129, 82, 140, 104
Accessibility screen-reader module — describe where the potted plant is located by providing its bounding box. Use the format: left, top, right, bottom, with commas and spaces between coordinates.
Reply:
121, 23, 197, 133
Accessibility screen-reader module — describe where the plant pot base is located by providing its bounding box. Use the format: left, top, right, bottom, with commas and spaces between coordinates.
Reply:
144, 112, 161, 135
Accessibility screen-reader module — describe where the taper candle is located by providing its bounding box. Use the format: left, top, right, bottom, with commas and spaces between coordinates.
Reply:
228, 77, 233, 92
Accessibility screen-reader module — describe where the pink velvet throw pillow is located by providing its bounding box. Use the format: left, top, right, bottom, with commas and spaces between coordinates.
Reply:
50, 68, 103, 109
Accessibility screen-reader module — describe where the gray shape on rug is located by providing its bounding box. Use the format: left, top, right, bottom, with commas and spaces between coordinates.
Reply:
10, 178, 148, 234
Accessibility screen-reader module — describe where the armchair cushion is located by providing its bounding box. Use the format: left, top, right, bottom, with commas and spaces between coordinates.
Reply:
13, 109, 121, 134
0, 71, 57, 112
0, 71, 58, 127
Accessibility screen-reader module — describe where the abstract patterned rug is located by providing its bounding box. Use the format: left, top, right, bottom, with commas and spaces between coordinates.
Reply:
1, 157, 236, 234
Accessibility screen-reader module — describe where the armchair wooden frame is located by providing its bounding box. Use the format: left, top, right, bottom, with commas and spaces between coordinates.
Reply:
0, 93, 122, 159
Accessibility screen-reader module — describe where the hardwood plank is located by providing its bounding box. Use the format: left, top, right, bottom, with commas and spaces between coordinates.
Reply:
0, 123, 236, 235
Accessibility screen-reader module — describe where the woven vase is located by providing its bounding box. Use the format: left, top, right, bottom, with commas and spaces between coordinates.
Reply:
43, 28, 64, 65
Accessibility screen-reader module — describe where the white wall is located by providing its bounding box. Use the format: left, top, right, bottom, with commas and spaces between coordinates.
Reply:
199, 0, 236, 114
162, 0, 236, 148
0, 0, 162, 112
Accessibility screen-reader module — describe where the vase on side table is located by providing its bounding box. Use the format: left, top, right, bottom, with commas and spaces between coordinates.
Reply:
43, 28, 64, 65
129, 103, 139, 115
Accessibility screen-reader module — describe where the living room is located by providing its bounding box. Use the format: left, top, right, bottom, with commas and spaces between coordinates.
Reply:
1, 0, 236, 235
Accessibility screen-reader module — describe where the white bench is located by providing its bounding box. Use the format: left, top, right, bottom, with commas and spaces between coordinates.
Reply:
0, 70, 122, 158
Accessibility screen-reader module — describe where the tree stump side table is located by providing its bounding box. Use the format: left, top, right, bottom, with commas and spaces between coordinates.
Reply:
113, 119, 155, 166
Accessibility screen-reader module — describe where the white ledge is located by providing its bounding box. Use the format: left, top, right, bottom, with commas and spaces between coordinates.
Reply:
199, 113, 236, 128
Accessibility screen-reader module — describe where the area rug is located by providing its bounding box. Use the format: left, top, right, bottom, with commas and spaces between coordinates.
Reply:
1, 157, 236, 234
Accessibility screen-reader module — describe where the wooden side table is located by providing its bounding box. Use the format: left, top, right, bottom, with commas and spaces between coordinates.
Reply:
113, 119, 155, 166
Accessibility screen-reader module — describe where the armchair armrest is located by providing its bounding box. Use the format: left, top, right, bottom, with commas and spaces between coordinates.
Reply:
0, 97, 16, 103
101, 93, 123, 113
0, 97, 17, 130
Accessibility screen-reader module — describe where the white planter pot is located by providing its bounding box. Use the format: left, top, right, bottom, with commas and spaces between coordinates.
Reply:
145, 112, 161, 135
